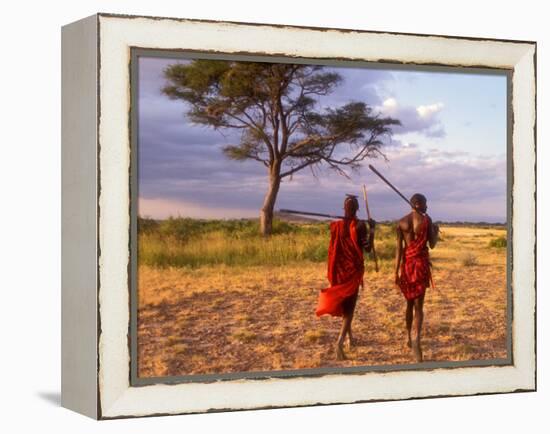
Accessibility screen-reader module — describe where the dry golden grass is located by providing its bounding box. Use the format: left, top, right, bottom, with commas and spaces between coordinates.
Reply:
137, 225, 507, 378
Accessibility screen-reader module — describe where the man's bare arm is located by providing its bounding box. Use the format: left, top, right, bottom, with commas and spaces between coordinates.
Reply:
395, 223, 404, 286
427, 216, 439, 249
365, 219, 375, 253
366, 224, 375, 253
357, 220, 375, 253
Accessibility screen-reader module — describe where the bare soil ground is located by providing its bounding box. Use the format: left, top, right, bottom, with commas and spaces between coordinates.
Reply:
137, 226, 507, 378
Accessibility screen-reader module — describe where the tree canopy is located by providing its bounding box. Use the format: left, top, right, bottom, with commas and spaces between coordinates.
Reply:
162, 60, 401, 235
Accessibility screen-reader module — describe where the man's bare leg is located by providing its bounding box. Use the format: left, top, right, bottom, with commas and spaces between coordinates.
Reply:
346, 293, 358, 349
406, 300, 414, 348
336, 315, 350, 360
337, 293, 358, 359
411, 293, 425, 362
347, 324, 354, 349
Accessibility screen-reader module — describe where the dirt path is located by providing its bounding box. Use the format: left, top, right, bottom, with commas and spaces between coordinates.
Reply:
137, 231, 507, 378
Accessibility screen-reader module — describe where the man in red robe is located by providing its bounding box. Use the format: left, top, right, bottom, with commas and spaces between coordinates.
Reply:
316, 195, 375, 360
395, 193, 439, 362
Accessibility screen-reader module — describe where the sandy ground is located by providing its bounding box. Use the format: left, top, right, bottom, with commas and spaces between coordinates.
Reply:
137, 226, 508, 378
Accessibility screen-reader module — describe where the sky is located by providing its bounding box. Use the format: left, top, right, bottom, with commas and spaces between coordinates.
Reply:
137, 56, 508, 223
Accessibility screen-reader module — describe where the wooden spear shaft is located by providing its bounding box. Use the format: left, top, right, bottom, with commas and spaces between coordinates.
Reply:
362, 184, 379, 272
369, 164, 444, 236
368, 164, 412, 208
368, 165, 442, 288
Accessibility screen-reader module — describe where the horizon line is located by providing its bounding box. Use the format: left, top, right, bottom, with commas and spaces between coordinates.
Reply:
137, 214, 507, 225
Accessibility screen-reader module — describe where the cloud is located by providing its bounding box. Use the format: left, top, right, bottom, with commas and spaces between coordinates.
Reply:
138, 136, 507, 223
417, 102, 444, 119
136, 57, 505, 223
379, 98, 446, 138
138, 57, 191, 100
139, 197, 258, 219
325, 66, 394, 106
363, 142, 506, 222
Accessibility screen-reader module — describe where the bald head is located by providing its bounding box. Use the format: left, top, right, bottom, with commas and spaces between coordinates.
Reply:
410, 193, 427, 213
344, 195, 359, 218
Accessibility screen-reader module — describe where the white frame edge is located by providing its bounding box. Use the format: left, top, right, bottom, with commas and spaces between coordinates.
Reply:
94, 14, 536, 419
61, 14, 99, 420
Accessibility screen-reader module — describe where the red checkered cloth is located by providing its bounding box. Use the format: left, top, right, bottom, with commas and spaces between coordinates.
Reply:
399, 215, 431, 300
316, 218, 364, 317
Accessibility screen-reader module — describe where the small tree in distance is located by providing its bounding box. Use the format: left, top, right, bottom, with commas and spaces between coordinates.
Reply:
162, 60, 400, 236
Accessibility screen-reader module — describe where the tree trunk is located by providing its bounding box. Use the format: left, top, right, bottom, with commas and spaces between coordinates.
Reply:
260, 174, 281, 237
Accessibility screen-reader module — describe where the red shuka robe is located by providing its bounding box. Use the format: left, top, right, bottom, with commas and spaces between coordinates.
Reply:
399, 214, 431, 300
315, 218, 364, 317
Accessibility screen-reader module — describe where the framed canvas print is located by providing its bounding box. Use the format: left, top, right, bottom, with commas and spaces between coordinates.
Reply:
61, 13, 536, 420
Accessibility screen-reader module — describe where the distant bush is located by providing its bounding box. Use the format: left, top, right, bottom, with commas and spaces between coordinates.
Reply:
138, 217, 160, 234
304, 329, 327, 343
139, 217, 312, 242
459, 252, 479, 267
375, 225, 395, 242
488, 237, 507, 248
373, 241, 395, 261
137, 217, 400, 269
138, 217, 331, 268
231, 329, 257, 343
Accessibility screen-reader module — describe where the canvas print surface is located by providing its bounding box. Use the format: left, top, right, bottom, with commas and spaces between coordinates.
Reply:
134, 54, 509, 380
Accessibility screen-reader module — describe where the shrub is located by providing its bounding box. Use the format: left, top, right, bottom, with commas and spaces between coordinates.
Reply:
137, 217, 160, 234
304, 329, 327, 343
231, 329, 257, 343
374, 241, 395, 260
459, 252, 479, 267
137, 217, 398, 269
488, 237, 507, 248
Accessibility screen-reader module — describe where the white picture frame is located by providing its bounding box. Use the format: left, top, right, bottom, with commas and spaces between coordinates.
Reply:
61, 13, 536, 420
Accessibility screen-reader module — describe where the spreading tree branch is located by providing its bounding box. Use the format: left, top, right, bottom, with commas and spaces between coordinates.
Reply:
162, 60, 401, 183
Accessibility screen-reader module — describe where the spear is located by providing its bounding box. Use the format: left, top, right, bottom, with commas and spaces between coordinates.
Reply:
369, 164, 440, 289
368, 164, 413, 208
362, 184, 379, 272
368, 164, 443, 234
279, 209, 344, 219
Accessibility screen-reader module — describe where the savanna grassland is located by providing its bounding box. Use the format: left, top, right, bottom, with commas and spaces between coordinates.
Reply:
137, 217, 508, 378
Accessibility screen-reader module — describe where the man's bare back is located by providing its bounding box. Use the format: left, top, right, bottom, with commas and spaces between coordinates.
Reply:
397, 212, 438, 248
394, 193, 439, 362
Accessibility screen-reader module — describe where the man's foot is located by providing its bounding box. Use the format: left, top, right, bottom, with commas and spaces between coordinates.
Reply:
407, 335, 412, 348
411, 339, 423, 362
336, 344, 347, 360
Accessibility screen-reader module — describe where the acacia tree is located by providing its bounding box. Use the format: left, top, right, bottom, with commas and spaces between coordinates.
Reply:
162, 60, 400, 236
